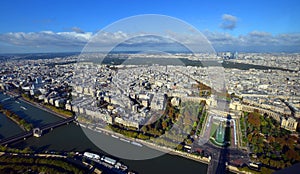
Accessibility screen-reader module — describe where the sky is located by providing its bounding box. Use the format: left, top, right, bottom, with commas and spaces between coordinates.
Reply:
0, 0, 299, 53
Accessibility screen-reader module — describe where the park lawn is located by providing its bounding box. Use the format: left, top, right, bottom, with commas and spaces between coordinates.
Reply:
210, 122, 218, 137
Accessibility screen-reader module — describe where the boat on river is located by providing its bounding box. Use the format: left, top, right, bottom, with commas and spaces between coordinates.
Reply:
20, 106, 27, 110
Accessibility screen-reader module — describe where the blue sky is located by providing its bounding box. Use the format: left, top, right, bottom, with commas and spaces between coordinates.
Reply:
0, 0, 300, 53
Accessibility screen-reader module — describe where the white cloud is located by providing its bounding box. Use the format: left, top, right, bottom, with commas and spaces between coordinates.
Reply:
203, 31, 300, 52
0, 30, 299, 53
220, 14, 238, 30
90, 31, 129, 45
203, 31, 237, 45
0, 31, 92, 47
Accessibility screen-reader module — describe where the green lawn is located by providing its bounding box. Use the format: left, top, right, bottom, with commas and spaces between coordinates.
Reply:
210, 122, 218, 137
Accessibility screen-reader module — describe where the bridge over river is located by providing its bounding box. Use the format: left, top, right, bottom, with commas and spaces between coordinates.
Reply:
0, 117, 75, 146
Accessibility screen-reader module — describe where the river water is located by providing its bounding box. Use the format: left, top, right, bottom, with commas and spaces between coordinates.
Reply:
0, 92, 207, 174
0, 112, 23, 139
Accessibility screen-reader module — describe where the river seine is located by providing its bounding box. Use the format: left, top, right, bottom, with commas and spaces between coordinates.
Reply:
0, 92, 207, 174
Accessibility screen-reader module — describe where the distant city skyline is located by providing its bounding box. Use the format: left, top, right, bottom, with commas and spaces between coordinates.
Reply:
0, 0, 299, 53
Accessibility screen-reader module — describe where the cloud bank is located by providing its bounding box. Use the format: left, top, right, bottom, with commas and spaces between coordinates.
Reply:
0, 30, 300, 53
204, 31, 300, 52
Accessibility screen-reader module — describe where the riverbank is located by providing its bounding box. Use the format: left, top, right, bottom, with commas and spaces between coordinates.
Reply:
0, 104, 32, 131
19, 96, 71, 120
3, 89, 72, 119
0, 152, 91, 173
1, 91, 209, 174
3, 91, 214, 172
81, 122, 210, 165
3, 91, 208, 164
16, 91, 209, 164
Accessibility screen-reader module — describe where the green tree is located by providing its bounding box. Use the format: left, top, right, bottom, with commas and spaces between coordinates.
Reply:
176, 144, 183, 150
